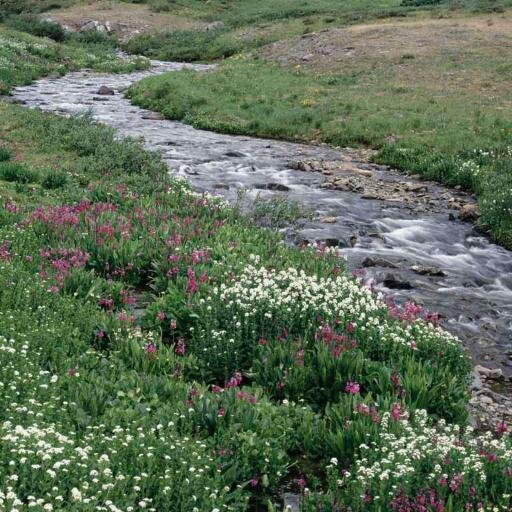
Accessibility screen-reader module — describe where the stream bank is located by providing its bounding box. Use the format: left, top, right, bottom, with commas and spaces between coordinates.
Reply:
10, 59, 512, 426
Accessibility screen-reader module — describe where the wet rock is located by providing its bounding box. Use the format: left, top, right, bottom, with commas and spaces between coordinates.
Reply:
254, 183, 291, 192
405, 182, 428, 193
459, 203, 479, 221
361, 192, 379, 200
141, 112, 165, 120
383, 273, 413, 290
295, 161, 313, 172
362, 257, 397, 268
350, 235, 358, 247
225, 151, 246, 158
411, 265, 446, 277
96, 86, 115, 96
92, 96, 111, 102
320, 216, 337, 224
474, 365, 504, 381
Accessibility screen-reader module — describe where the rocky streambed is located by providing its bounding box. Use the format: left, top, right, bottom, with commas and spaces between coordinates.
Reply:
9, 60, 512, 426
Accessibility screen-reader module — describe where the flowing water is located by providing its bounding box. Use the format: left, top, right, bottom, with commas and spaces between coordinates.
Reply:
11, 60, 512, 376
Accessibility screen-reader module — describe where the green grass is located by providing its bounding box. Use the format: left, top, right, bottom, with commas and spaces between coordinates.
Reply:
122, 0, 512, 63
127, 0, 511, 25
0, 25, 149, 95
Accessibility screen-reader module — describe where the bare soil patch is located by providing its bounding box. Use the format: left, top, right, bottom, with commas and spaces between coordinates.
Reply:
47, 0, 200, 41
262, 12, 512, 82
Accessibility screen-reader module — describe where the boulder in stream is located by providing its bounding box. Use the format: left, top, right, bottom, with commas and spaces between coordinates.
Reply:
459, 203, 479, 221
96, 86, 115, 96
383, 273, 413, 289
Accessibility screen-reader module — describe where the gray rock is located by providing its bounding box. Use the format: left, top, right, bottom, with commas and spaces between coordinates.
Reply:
361, 192, 379, 200
205, 21, 225, 31
474, 364, 504, 381
80, 20, 108, 33
480, 395, 493, 405
96, 86, 115, 96
254, 183, 290, 192
405, 182, 428, 193
141, 112, 165, 120
411, 265, 446, 277
362, 257, 397, 268
470, 370, 483, 391
383, 273, 413, 290
224, 151, 246, 158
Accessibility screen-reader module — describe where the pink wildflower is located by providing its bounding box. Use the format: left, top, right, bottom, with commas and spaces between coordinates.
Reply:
345, 381, 360, 395
390, 402, 402, 421
174, 338, 186, 356
145, 342, 156, 355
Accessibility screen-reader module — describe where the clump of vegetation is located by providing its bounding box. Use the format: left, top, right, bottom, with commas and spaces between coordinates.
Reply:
124, 28, 243, 62
0, 26, 148, 95
4, 13, 65, 41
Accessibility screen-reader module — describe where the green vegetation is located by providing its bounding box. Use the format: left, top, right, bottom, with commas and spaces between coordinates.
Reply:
1, 96, 510, 511
0, 4, 511, 510
123, 0, 512, 62
0, 25, 148, 95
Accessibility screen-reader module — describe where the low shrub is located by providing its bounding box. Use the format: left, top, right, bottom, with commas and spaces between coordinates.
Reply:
5, 14, 66, 42
41, 168, 68, 189
0, 146, 11, 162
0, 161, 37, 183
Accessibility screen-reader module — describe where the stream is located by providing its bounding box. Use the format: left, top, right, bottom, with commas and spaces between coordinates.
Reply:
11, 60, 512, 378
